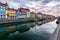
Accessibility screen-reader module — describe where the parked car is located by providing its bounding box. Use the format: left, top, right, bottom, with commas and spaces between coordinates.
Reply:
56, 17, 60, 24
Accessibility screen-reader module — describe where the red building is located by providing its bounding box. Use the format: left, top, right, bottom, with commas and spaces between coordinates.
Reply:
20, 7, 30, 15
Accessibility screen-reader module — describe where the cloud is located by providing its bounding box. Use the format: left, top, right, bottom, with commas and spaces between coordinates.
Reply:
0, 0, 50, 9
25, 1, 41, 8
45, 1, 60, 7
8, 2, 20, 9
0, 0, 60, 16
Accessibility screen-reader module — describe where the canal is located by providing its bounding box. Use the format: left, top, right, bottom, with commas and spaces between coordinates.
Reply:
0, 19, 57, 40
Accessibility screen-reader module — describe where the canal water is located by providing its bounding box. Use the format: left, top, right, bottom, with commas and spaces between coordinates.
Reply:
0, 19, 57, 40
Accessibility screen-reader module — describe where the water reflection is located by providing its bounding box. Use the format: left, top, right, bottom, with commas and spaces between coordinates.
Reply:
20, 20, 57, 40
6, 26, 16, 33
0, 22, 36, 40
0, 20, 57, 40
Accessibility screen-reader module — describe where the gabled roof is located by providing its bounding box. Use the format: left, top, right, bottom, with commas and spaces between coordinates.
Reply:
37, 12, 42, 15
7, 8, 17, 11
0, 2, 8, 6
31, 11, 36, 14
19, 7, 30, 12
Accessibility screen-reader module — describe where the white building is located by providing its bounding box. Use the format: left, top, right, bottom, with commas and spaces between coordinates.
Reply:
20, 14, 26, 18
26, 12, 31, 18
37, 13, 43, 19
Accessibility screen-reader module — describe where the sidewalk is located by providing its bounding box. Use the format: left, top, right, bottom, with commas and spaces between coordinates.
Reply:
49, 24, 60, 40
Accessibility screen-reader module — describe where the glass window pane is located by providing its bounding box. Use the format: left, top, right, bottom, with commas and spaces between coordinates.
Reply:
3, 8, 5, 12
3, 7, 5, 9
1, 9, 3, 11
1, 6, 2, 8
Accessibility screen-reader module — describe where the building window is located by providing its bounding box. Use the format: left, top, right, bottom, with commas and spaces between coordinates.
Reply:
3, 15, 5, 18
1, 6, 3, 8
3, 12, 5, 15
1, 9, 3, 11
3, 7, 5, 9
1, 15, 2, 18
3, 8, 5, 12
7, 14, 9, 17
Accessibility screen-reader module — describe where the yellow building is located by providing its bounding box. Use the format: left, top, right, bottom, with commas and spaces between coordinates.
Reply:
6, 8, 16, 19
6, 25, 16, 33
31, 12, 36, 19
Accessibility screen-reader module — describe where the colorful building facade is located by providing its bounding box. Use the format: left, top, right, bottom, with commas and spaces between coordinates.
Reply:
20, 8, 30, 18
30, 12, 36, 19
0, 2, 37, 19
6, 8, 16, 19
26, 11, 30, 18
0, 2, 8, 18
37, 12, 43, 19
16, 9, 21, 18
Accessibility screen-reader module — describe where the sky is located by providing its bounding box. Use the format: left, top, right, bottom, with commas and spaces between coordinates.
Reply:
0, 0, 60, 16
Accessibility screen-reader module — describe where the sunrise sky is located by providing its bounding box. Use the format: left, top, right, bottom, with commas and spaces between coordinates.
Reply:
0, 0, 60, 17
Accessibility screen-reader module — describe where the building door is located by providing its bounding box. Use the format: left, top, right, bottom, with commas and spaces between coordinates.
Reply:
7, 14, 9, 18
1, 15, 2, 18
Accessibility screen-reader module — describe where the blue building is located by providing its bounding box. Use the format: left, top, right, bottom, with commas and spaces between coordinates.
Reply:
0, 6, 6, 18
0, 2, 7, 18
16, 10, 21, 19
